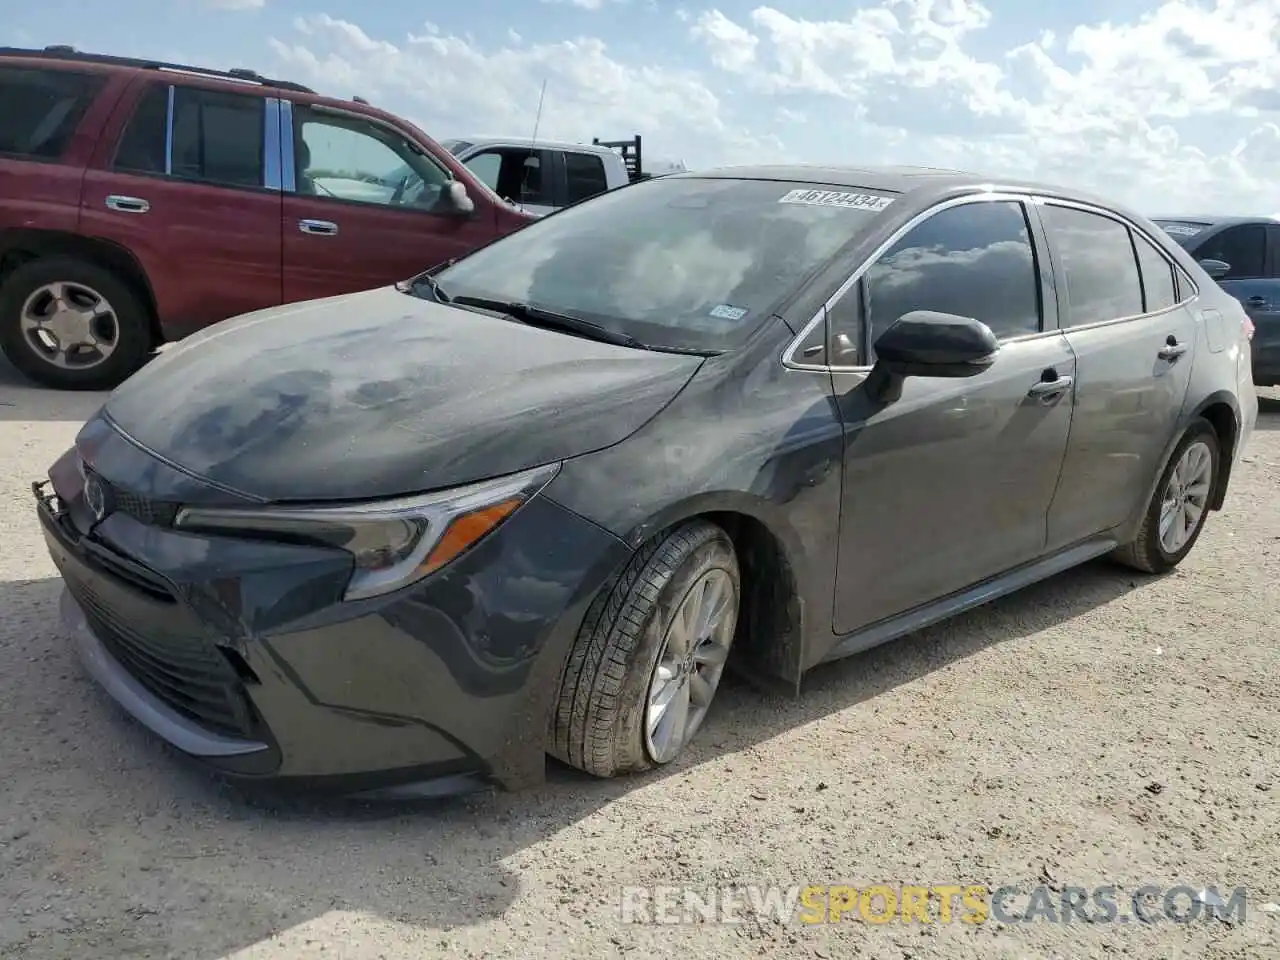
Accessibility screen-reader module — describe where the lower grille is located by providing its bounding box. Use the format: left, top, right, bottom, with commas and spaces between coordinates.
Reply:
69, 579, 257, 740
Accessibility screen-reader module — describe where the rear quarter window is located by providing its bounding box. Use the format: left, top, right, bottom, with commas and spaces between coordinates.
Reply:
0, 65, 106, 161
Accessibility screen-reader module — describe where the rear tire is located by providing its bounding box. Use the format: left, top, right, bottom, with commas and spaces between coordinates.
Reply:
0, 256, 153, 390
550, 520, 741, 778
1113, 418, 1220, 574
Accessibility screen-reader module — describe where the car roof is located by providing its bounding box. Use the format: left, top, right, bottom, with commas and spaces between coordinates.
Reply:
447, 135, 619, 156
675, 163, 1132, 210
1149, 214, 1279, 227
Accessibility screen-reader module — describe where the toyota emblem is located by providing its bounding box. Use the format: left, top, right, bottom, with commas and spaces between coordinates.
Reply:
84, 473, 107, 521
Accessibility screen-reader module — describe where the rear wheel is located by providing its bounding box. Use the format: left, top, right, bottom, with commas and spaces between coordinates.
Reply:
550, 520, 741, 778
0, 257, 153, 390
1113, 418, 1220, 574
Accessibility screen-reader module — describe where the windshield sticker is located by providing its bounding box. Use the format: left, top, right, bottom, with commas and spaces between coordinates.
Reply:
709, 304, 749, 321
1160, 223, 1206, 237
778, 188, 894, 211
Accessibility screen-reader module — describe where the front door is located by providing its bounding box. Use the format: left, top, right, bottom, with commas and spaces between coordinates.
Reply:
1038, 203, 1197, 551
829, 197, 1076, 635
280, 102, 496, 303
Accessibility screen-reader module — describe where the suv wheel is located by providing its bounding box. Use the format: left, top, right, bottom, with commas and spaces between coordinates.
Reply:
550, 520, 741, 778
0, 257, 153, 390
1113, 417, 1220, 574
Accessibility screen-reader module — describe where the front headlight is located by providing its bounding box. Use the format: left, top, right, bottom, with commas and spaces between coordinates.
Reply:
173, 463, 560, 601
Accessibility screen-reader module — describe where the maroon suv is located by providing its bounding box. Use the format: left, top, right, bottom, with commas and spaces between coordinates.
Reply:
0, 46, 536, 390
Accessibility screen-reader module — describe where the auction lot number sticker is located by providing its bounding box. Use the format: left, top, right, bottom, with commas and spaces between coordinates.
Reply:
778, 189, 895, 211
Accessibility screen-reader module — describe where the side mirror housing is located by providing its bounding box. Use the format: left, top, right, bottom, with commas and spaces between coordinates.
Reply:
1198, 258, 1230, 280
865, 310, 999, 403
446, 180, 475, 215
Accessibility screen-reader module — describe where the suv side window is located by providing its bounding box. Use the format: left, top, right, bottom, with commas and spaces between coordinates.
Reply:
463, 147, 553, 206
0, 65, 105, 161
564, 151, 610, 204
1133, 232, 1178, 312
294, 105, 452, 210
1194, 225, 1265, 279
1041, 205, 1144, 326
852, 199, 1041, 353
113, 83, 264, 188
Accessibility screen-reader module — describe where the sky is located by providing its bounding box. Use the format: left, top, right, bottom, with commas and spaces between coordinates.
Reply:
5, 0, 1280, 214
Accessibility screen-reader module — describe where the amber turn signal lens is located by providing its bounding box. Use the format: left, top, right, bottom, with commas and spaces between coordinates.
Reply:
418, 498, 524, 576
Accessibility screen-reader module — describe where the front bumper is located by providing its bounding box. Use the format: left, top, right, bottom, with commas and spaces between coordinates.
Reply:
36, 461, 631, 797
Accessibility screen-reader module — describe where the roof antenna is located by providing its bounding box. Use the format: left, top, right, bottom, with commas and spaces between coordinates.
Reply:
518, 78, 548, 209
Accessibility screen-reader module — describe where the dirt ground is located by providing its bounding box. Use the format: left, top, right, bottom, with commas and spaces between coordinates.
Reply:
1, 356, 1278, 960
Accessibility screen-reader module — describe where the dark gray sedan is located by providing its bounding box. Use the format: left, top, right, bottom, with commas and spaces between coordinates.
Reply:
36, 165, 1260, 797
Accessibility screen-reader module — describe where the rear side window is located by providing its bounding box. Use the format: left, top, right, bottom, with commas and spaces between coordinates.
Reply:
863, 199, 1041, 348
1133, 232, 1178, 312
1042, 205, 1143, 326
113, 83, 264, 188
0, 66, 105, 161
1193, 224, 1265, 279
565, 151, 610, 204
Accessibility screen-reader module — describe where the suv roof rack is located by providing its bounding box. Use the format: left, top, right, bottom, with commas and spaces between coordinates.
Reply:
593, 135, 648, 183
0, 45, 316, 94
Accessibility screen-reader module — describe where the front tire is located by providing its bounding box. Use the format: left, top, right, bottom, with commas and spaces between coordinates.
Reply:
550, 520, 741, 778
1113, 418, 1220, 574
0, 257, 153, 391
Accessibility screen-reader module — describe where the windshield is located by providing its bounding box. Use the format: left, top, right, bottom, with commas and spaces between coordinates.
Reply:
1153, 220, 1210, 247
429, 177, 898, 352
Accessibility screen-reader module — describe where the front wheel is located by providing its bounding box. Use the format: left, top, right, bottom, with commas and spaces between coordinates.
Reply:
1113, 418, 1220, 573
550, 520, 741, 778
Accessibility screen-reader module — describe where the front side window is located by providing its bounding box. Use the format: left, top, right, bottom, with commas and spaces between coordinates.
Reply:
295, 106, 451, 210
0, 65, 105, 161
564, 152, 610, 204
429, 177, 897, 352
463, 148, 553, 206
1042, 205, 1144, 326
1193, 225, 1265, 279
1133, 232, 1178, 312
863, 200, 1041, 350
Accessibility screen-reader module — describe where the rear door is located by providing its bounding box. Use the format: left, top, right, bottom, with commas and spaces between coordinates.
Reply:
280, 102, 499, 301
80, 78, 283, 337
1039, 202, 1197, 552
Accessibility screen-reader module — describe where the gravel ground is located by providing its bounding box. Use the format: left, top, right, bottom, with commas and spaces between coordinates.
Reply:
1, 357, 1278, 960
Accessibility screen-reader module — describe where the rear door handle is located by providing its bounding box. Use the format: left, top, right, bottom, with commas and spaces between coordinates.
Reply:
1028, 373, 1073, 400
1246, 295, 1267, 306
105, 195, 149, 214
299, 219, 338, 236
1158, 338, 1188, 361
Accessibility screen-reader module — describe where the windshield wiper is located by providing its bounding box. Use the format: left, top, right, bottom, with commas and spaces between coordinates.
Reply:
447, 295, 649, 350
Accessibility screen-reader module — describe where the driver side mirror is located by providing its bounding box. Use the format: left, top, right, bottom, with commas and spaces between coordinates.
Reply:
446, 180, 475, 215
1198, 258, 1230, 280
864, 310, 999, 404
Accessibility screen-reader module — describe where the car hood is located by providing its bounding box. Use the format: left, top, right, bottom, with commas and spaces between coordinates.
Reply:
99, 287, 703, 502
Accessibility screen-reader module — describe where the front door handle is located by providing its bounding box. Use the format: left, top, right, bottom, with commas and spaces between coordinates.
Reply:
299, 219, 338, 236
1158, 336, 1188, 361
1027, 372, 1073, 400
105, 195, 150, 214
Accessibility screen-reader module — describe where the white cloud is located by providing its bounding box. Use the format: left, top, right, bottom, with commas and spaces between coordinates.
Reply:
261, 3, 1280, 212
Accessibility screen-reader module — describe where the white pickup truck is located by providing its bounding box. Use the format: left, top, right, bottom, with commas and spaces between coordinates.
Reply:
438, 134, 686, 216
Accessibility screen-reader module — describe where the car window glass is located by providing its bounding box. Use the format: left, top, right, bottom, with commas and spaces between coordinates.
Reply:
465, 148, 551, 206
165, 86, 264, 188
1194, 225, 1265, 279
863, 200, 1040, 350
295, 107, 451, 209
1133, 233, 1178, 312
1041, 205, 1144, 326
565, 152, 610, 204
0, 65, 105, 161
433, 177, 894, 352
463, 152, 501, 192
113, 84, 169, 174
